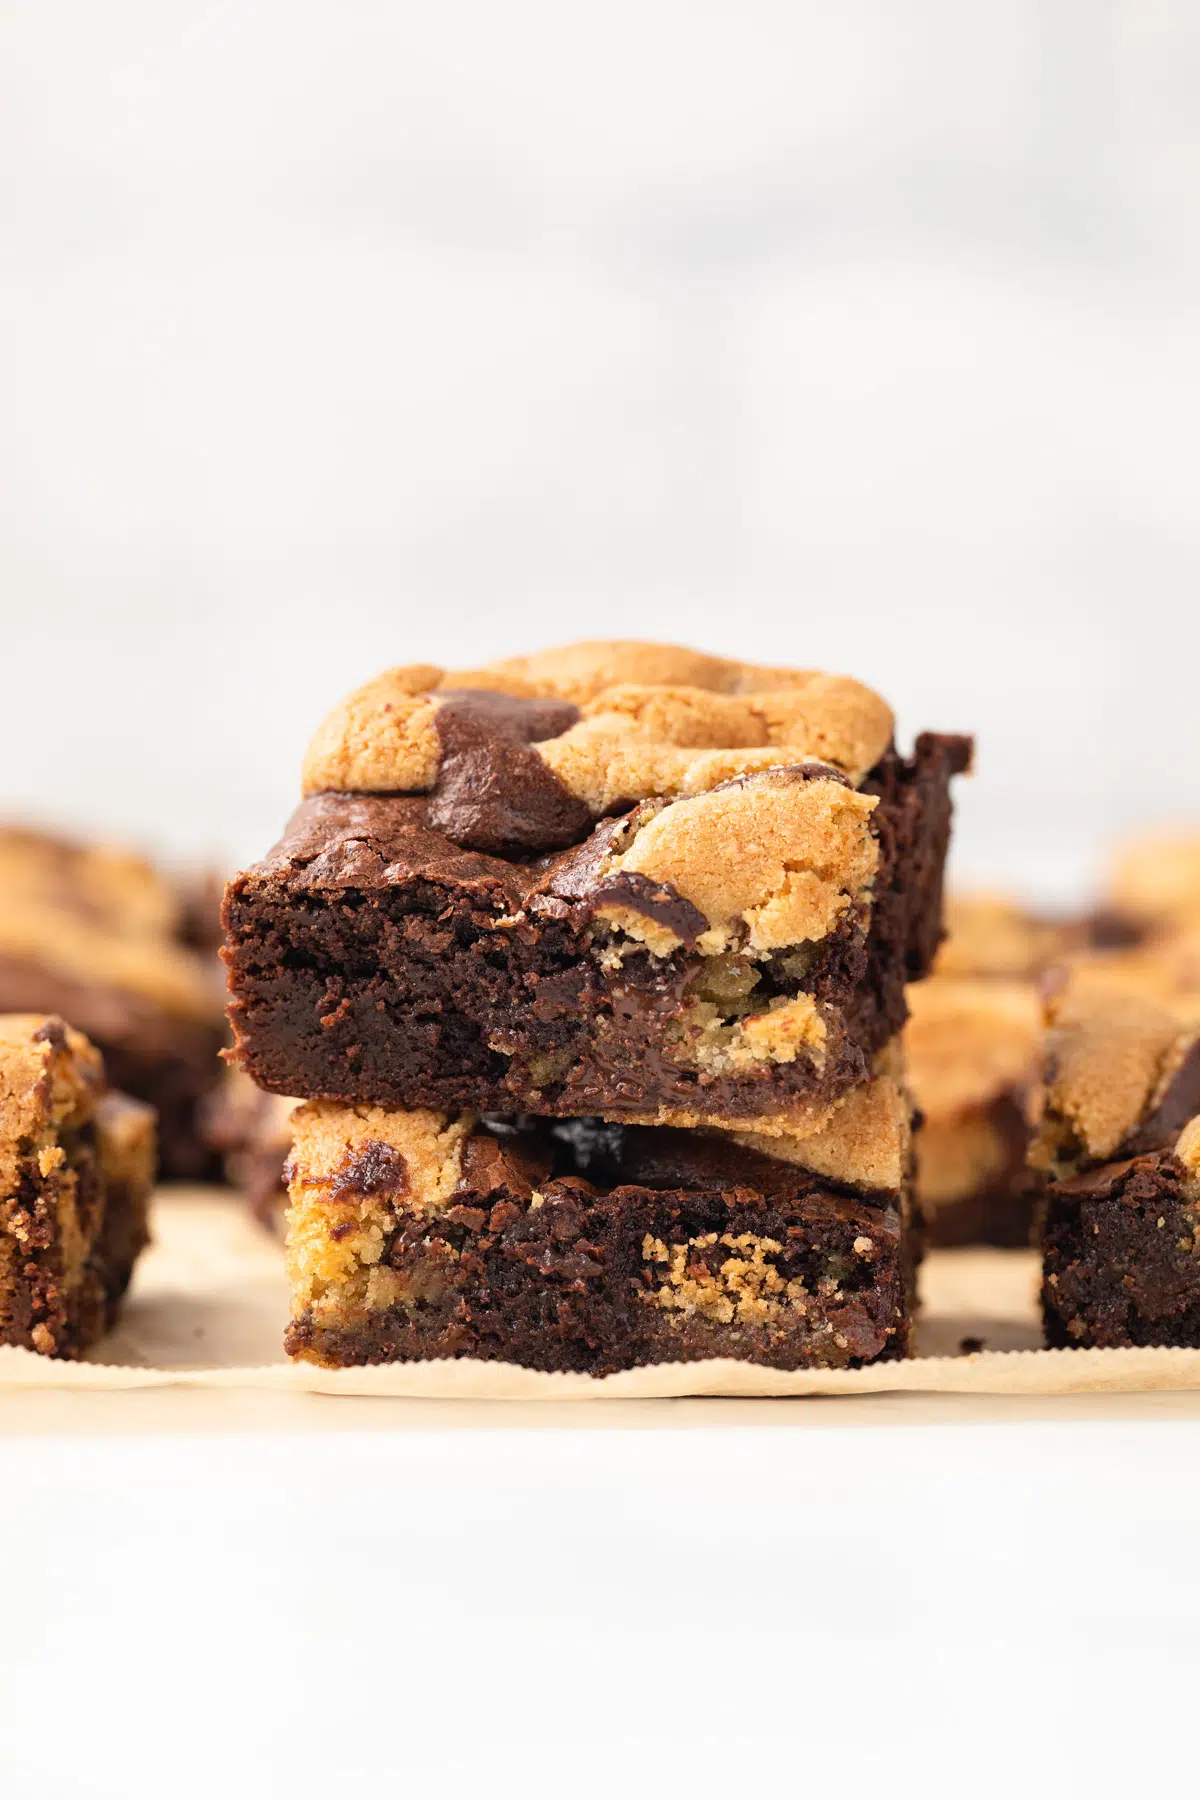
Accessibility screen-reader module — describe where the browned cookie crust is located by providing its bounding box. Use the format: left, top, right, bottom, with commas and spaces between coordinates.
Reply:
0, 1014, 154, 1356
224, 679, 968, 1134
0, 826, 226, 1179
1032, 986, 1200, 1348
283, 1087, 915, 1375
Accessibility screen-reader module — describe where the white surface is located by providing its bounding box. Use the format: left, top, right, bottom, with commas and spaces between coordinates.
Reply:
2, 1419, 1199, 1797
1, 3, 1198, 902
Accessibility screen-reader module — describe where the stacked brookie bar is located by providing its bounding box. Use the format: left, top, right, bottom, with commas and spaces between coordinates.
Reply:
222, 641, 970, 1374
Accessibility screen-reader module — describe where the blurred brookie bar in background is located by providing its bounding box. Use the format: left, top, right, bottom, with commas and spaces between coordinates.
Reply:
0, 826, 226, 1179
199, 1066, 295, 1228
906, 975, 1041, 1247
1033, 981, 1200, 1351
907, 891, 1091, 1248
910, 849, 1200, 1250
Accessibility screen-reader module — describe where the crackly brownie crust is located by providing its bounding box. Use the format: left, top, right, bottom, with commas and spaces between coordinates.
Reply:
1033, 986, 1200, 1347
224, 716, 968, 1132
0, 1014, 154, 1356
0, 826, 226, 1179
283, 1077, 915, 1375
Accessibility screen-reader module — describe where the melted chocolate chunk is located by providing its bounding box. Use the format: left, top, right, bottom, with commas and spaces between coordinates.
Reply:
427, 689, 591, 856
331, 1141, 409, 1200
586, 871, 707, 948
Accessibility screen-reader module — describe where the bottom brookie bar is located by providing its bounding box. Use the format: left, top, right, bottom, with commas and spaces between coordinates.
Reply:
1033, 984, 1200, 1349
284, 1073, 915, 1375
0, 1013, 155, 1356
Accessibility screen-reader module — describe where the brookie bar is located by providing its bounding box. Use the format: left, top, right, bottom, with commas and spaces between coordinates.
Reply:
283, 1068, 915, 1375
0, 826, 225, 1178
1034, 986, 1200, 1350
906, 976, 1041, 1247
0, 1013, 154, 1356
224, 641, 969, 1135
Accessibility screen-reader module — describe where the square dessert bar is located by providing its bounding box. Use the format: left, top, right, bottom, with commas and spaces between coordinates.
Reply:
0, 1014, 154, 1356
0, 827, 225, 1178
906, 976, 1040, 1247
1033, 987, 1200, 1349
283, 1068, 915, 1375
224, 640, 970, 1135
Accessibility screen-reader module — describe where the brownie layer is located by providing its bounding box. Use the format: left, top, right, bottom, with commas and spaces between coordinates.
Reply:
0, 956, 223, 1180
285, 1114, 913, 1375
1042, 1153, 1200, 1348
225, 734, 967, 1131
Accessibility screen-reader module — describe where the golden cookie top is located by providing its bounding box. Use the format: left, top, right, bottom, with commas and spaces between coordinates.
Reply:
1031, 984, 1200, 1176
302, 639, 897, 804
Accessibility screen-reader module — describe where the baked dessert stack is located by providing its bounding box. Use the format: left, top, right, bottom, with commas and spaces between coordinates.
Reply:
221, 641, 970, 1373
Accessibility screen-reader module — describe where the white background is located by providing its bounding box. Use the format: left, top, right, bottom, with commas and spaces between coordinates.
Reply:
1, 2, 1198, 900
2, 9, 1200, 1793
3, 1408, 1200, 1797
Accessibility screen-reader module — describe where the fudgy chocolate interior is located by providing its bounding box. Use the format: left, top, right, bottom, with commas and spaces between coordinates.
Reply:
1042, 1152, 1200, 1349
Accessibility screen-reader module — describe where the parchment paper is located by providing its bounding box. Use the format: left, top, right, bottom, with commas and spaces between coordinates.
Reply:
2, 1187, 1198, 1398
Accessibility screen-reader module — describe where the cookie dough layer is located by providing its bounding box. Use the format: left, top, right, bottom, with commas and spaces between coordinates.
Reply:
1032, 987, 1200, 1349
224, 732, 967, 1132
283, 1084, 915, 1375
0, 1014, 154, 1356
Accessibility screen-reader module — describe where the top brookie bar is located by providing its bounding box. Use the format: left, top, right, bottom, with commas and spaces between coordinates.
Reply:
1033, 983, 1200, 1349
223, 641, 970, 1135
